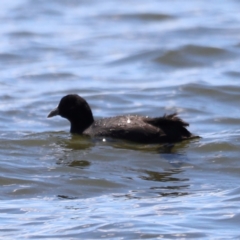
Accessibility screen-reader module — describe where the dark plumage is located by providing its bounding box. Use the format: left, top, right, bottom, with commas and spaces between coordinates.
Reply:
48, 94, 198, 143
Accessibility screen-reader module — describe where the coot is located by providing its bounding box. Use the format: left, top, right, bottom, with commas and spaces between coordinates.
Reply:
48, 94, 198, 143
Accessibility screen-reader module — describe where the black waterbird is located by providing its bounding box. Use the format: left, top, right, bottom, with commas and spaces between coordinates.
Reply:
48, 94, 198, 143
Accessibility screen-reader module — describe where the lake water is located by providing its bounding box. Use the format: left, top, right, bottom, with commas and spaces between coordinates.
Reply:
1, 0, 240, 239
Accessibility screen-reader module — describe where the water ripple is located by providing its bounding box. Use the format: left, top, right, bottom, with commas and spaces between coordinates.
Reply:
0, 0, 240, 238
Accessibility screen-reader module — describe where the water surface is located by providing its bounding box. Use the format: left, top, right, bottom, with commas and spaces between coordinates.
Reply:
1, 0, 240, 239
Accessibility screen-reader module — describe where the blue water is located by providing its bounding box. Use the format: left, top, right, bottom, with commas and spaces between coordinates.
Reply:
1, 0, 240, 239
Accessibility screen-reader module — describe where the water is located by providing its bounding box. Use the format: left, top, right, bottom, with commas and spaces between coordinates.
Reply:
1, 0, 240, 238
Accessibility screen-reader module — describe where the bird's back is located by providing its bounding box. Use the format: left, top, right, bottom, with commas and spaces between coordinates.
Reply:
84, 114, 196, 143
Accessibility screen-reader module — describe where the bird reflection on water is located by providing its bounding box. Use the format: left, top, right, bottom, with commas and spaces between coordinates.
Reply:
51, 133, 193, 200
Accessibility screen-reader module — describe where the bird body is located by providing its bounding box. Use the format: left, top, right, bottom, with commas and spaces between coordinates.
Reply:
48, 94, 198, 143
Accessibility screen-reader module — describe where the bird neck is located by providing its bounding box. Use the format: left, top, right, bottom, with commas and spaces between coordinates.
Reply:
70, 114, 94, 134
